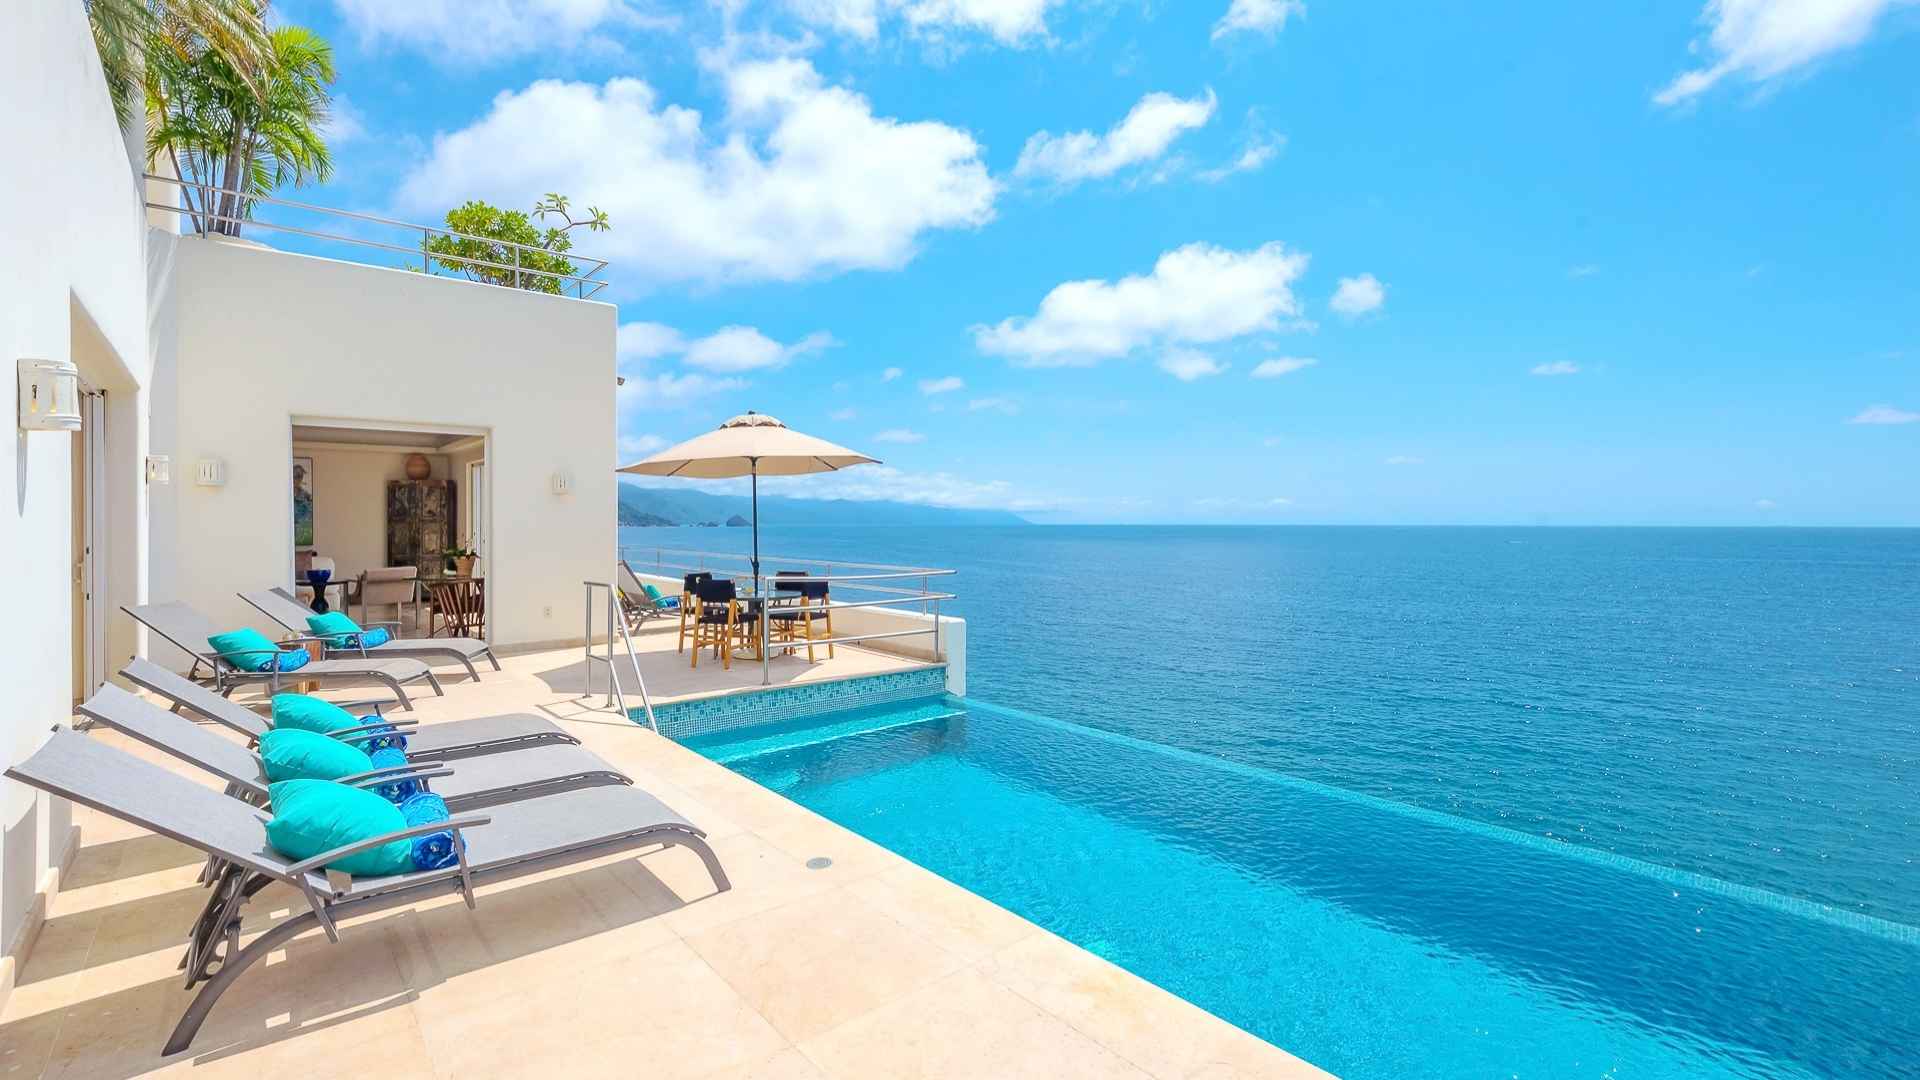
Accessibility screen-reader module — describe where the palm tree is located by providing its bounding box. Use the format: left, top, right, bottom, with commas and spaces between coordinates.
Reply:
147, 21, 336, 236
85, 0, 269, 126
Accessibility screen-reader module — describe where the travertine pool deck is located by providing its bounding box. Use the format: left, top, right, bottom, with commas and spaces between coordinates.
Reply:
0, 644, 1329, 1079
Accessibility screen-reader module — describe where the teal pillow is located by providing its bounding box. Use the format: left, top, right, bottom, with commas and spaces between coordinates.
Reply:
271, 693, 359, 735
208, 628, 281, 673
642, 583, 663, 601
258, 728, 374, 783
307, 611, 363, 649
265, 779, 413, 877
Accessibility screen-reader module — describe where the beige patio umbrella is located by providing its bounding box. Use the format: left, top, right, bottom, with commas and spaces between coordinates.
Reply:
616, 412, 880, 583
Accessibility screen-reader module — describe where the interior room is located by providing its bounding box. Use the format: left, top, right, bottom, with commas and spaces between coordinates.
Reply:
289, 421, 489, 640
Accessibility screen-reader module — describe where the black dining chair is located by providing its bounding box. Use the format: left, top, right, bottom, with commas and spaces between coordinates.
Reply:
690, 578, 761, 670
768, 570, 833, 662
677, 572, 713, 653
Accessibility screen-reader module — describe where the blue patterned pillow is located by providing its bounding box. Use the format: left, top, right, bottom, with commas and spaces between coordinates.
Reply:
361, 626, 392, 648
273, 649, 311, 672
368, 746, 418, 803
348, 723, 409, 754
399, 792, 458, 871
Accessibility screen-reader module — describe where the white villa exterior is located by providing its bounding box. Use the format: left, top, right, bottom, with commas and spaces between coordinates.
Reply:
1, 3, 615, 1001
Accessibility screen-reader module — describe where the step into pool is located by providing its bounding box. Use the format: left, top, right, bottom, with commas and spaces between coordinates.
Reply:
687, 696, 1916, 1080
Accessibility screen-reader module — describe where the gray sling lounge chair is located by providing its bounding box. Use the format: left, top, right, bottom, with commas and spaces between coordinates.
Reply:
125, 602, 440, 709
120, 657, 576, 760
78, 684, 630, 812
616, 560, 677, 630
6, 728, 729, 1056
240, 586, 501, 681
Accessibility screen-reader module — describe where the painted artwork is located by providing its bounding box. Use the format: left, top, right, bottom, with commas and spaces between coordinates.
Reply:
292, 456, 315, 547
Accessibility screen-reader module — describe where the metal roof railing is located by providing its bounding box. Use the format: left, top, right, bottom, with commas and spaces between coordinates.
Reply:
143, 174, 612, 299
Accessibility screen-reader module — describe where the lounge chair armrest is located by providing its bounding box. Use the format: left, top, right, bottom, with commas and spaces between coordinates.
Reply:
324, 718, 421, 740
336, 764, 455, 788
215, 646, 305, 659
286, 814, 492, 878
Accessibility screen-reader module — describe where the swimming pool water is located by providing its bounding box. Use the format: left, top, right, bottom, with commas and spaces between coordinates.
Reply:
686, 698, 1919, 1080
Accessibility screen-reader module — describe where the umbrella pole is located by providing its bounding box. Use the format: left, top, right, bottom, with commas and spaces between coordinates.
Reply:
754, 462, 769, 685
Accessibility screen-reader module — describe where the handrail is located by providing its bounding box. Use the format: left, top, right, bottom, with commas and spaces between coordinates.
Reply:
582, 580, 656, 729
619, 545, 955, 686
143, 174, 612, 299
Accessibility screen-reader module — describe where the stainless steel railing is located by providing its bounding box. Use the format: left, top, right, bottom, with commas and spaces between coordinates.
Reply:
618, 545, 957, 686
142, 174, 612, 299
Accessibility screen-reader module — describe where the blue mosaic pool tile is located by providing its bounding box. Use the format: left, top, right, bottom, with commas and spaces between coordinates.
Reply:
638, 666, 949, 740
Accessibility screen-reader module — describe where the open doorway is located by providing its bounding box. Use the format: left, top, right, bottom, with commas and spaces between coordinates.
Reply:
289, 420, 490, 643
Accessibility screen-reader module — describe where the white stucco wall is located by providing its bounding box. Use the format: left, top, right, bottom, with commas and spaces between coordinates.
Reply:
148, 238, 616, 656
0, 0, 151, 998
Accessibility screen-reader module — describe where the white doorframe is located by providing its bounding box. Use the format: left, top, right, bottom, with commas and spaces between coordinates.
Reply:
80, 389, 108, 697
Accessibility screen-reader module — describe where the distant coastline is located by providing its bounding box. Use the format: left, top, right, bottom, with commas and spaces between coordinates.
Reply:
617, 481, 1028, 528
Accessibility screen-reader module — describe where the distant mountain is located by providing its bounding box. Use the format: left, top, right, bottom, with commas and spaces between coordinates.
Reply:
617, 482, 1028, 527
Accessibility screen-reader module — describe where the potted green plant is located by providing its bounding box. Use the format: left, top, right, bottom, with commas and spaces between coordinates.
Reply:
444, 542, 478, 577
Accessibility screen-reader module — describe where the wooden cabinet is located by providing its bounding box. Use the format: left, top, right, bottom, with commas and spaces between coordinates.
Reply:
386, 480, 456, 579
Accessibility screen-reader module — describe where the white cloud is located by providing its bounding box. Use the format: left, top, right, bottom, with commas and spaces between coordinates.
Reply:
881, 366, 904, 382
974, 241, 1309, 367
919, 375, 965, 395
1269, 497, 1294, 507
396, 56, 997, 289
618, 432, 666, 459
1847, 403, 1920, 424
1158, 350, 1229, 381
1568, 263, 1601, 278
1212, 0, 1305, 42
1015, 90, 1217, 186
328, 0, 669, 61
1384, 455, 1424, 466
1530, 360, 1581, 376
616, 371, 748, 410
321, 95, 367, 144
967, 396, 1020, 414
1197, 130, 1284, 183
1251, 356, 1316, 378
787, 0, 1062, 46
1754, 498, 1779, 510
682, 326, 834, 372
874, 428, 927, 443
830, 407, 858, 420
1329, 273, 1386, 318
617, 321, 687, 363
1655, 0, 1915, 105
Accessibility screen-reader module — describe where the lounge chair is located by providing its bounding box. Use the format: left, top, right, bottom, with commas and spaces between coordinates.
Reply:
241, 586, 500, 682
125, 601, 441, 709
7, 728, 728, 1056
616, 560, 677, 631
120, 657, 576, 760
77, 684, 630, 812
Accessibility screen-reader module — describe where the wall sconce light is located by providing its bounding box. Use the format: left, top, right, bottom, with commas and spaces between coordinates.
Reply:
195, 459, 227, 487
17, 358, 82, 432
145, 455, 172, 485
551, 471, 573, 496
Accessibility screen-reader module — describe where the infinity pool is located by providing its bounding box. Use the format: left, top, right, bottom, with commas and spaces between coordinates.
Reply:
685, 697, 1918, 1080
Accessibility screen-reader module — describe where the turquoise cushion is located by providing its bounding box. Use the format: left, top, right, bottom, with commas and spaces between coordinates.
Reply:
258, 728, 373, 783
271, 693, 360, 735
307, 611, 363, 649
264, 779, 412, 877
272, 694, 409, 753
361, 626, 392, 648
642, 583, 662, 600
272, 649, 311, 673
208, 628, 282, 673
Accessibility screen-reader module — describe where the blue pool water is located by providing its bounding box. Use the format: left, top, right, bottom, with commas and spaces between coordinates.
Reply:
638, 525, 1920, 1078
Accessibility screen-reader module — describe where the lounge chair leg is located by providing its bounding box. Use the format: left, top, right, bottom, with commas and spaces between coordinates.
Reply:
425, 671, 445, 696
458, 656, 481, 681
381, 676, 413, 711
677, 835, 732, 893
164, 908, 319, 1055
484, 649, 502, 672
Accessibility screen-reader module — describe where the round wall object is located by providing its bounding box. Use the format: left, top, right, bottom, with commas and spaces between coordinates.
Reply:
405, 453, 431, 480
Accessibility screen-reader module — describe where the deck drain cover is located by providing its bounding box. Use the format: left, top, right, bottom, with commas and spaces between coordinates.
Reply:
805, 857, 833, 870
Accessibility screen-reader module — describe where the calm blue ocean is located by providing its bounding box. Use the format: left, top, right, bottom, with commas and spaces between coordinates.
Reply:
626, 524, 1919, 928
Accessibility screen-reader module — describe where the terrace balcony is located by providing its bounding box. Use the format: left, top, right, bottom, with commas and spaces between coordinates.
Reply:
3, 637, 1324, 1080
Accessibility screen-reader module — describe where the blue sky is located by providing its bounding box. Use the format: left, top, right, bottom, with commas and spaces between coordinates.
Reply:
276, 0, 1918, 524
